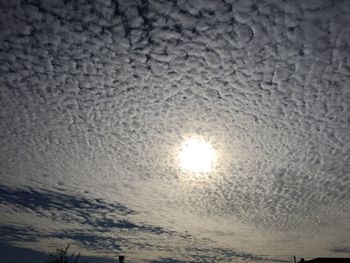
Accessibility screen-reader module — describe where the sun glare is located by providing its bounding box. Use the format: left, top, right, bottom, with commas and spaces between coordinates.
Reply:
179, 137, 216, 173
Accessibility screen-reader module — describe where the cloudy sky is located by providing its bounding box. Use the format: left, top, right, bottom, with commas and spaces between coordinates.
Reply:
1, 0, 350, 262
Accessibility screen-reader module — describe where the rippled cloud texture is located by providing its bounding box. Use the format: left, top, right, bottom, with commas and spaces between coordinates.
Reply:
0, 0, 350, 262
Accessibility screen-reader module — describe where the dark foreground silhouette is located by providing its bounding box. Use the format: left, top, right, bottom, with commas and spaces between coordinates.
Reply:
48, 245, 80, 263
296, 257, 350, 263
47, 246, 350, 263
47, 244, 127, 263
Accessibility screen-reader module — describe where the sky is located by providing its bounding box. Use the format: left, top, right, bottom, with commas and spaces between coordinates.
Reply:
0, 0, 350, 262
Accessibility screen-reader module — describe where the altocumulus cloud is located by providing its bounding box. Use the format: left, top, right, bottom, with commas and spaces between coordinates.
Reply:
0, 0, 350, 262
0, 185, 272, 262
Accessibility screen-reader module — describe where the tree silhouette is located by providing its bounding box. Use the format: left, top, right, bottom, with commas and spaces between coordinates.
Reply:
47, 244, 81, 263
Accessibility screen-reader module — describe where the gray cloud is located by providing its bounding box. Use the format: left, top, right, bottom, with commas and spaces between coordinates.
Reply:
1, 0, 350, 262
0, 186, 271, 262
0, 185, 136, 228
330, 247, 350, 254
0, 225, 41, 242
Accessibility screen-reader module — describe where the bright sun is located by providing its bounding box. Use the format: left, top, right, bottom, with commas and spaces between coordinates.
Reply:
179, 137, 216, 173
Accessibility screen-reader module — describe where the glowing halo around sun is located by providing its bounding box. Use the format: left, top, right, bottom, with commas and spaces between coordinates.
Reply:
178, 137, 217, 174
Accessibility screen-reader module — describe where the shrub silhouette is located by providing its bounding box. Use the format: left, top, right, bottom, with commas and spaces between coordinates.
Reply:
47, 244, 82, 263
